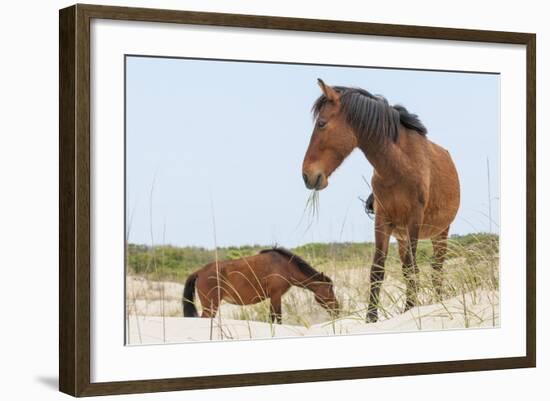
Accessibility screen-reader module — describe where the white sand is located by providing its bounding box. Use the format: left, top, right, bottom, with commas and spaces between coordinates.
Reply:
127, 290, 499, 345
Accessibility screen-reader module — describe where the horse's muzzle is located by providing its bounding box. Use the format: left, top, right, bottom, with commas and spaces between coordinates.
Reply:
302, 171, 326, 190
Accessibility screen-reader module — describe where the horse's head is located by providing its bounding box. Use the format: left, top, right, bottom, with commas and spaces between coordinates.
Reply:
302, 79, 357, 191
312, 278, 340, 318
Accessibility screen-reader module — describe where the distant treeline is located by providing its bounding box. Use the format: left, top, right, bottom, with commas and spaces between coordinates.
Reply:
127, 233, 498, 282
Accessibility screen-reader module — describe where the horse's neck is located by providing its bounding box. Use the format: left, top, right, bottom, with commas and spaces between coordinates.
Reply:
357, 135, 402, 181
290, 268, 315, 289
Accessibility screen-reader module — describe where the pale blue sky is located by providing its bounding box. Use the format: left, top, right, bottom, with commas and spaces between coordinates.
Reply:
126, 56, 500, 248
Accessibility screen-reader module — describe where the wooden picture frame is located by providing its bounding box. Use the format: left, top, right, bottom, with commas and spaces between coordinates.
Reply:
59, 3, 536, 397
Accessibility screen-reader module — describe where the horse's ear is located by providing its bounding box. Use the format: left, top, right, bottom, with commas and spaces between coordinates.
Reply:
317, 78, 339, 103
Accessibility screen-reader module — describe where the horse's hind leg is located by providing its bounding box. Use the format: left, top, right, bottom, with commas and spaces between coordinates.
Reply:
431, 227, 449, 301
200, 298, 219, 318
197, 286, 220, 318
269, 293, 283, 324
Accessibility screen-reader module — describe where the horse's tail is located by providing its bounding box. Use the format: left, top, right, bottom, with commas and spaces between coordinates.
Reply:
183, 273, 198, 317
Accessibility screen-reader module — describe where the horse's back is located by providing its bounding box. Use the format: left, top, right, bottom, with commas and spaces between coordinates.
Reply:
197, 253, 292, 305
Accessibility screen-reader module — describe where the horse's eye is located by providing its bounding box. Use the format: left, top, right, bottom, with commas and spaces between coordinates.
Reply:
318, 120, 327, 129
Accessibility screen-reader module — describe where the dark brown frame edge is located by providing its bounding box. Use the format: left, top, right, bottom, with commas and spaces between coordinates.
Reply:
59, 3, 536, 397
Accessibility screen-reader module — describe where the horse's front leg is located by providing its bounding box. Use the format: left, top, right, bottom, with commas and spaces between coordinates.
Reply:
400, 214, 423, 312
269, 293, 282, 324
367, 216, 392, 323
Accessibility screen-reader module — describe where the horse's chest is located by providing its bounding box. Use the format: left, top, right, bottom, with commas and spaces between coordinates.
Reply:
373, 187, 414, 220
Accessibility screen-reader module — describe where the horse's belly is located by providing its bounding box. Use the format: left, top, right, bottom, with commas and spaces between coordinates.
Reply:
391, 228, 435, 241
384, 185, 459, 241
391, 205, 458, 240
223, 295, 240, 304
223, 286, 266, 305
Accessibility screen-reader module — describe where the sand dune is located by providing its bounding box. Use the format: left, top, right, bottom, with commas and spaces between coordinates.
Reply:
127, 289, 499, 345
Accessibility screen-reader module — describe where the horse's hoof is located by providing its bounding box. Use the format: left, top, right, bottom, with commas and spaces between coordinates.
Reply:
366, 311, 378, 323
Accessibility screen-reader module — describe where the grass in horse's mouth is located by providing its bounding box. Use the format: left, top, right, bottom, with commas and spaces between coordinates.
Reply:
304, 190, 320, 224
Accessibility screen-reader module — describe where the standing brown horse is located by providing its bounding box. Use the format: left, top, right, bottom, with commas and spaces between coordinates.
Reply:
182, 247, 339, 324
302, 79, 460, 322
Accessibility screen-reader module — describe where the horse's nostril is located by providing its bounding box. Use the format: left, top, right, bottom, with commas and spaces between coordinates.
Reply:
313, 174, 322, 189
302, 173, 309, 186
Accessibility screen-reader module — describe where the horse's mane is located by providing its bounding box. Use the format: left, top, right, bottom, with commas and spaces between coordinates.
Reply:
312, 86, 427, 142
259, 247, 332, 283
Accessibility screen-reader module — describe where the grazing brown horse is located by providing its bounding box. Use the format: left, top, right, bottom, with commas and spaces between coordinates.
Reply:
302, 79, 460, 322
182, 247, 339, 324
